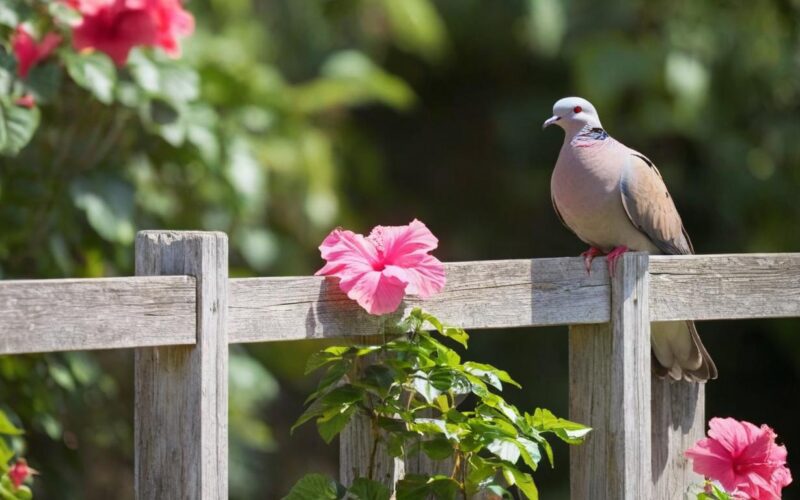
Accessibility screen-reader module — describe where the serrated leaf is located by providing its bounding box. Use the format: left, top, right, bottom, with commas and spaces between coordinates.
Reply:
0, 100, 40, 157
348, 478, 391, 500
305, 359, 351, 404
282, 473, 345, 500
65, 52, 116, 104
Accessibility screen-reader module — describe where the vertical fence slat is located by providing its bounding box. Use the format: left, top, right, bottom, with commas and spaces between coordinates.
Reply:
651, 378, 705, 498
569, 252, 652, 499
134, 231, 228, 500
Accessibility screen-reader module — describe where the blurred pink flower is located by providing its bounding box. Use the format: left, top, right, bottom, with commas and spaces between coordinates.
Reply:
67, 0, 194, 65
685, 417, 792, 499
8, 459, 34, 489
15, 95, 36, 108
12, 27, 62, 78
316, 219, 446, 315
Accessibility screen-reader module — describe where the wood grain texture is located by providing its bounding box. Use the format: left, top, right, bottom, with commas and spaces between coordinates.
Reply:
229, 257, 611, 343
651, 379, 705, 499
569, 253, 652, 499
649, 253, 800, 321
0, 276, 195, 354
134, 231, 228, 500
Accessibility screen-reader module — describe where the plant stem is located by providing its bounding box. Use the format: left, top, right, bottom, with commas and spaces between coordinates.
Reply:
367, 412, 380, 481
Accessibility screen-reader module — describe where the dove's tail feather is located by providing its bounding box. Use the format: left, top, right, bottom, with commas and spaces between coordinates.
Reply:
651, 320, 717, 382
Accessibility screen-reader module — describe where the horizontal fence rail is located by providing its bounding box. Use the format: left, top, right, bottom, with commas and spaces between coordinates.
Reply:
0, 276, 196, 354
1, 253, 799, 354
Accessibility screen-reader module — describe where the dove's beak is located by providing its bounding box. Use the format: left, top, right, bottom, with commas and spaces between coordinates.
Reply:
543, 115, 561, 129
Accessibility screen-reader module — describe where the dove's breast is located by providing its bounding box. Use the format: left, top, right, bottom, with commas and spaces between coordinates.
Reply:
551, 141, 660, 253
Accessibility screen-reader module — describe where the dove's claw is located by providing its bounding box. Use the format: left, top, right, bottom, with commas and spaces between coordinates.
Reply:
580, 247, 605, 275
606, 246, 629, 277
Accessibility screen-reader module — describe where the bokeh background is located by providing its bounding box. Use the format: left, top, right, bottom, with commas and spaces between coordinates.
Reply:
2, 0, 800, 498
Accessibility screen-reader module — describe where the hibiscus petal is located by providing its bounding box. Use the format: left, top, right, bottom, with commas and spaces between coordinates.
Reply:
686, 438, 737, 491
315, 228, 380, 277
338, 269, 407, 315
370, 219, 439, 264
708, 417, 751, 455
384, 254, 445, 298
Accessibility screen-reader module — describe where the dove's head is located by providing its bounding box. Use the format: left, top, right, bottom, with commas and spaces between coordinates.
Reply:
543, 97, 602, 132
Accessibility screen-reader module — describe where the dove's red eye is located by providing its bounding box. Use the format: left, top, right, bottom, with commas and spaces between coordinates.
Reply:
573, 106, 582, 113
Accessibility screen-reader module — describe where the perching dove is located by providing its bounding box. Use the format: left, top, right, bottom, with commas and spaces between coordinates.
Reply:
544, 96, 717, 382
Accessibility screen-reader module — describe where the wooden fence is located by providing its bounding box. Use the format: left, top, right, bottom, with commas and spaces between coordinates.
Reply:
1, 230, 798, 499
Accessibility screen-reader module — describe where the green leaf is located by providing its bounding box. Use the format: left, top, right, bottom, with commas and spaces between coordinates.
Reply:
48, 363, 76, 391
420, 436, 453, 460
441, 327, 469, 348
292, 384, 363, 433
23, 63, 62, 104
515, 437, 542, 471
396, 475, 459, 500
488, 438, 520, 463
48, 1, 82, 25
464, 362, 521, 389
529, 408, 591, 444
501, 464, 539, 500
411, 371, 441, 404
0, 437, 14, 464
0, 411, 22, 436
356, 365, 396, 398
317, 404, 357, 444
282, 473, 345, 500
0, 0, 30, 27
382, 0, 449, 62
305, 359, 351, 404
348, 478, 391, 500
465, 455, 500, 495
305, 346, 352, 374
129, 51, 199, 103
70, 175, 135, 244
64, 52, 117, 104
0, 100, 40, 157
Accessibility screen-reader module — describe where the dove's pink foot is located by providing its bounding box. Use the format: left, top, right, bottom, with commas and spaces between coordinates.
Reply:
580, 247, 605, 274
606, 245, 629, 277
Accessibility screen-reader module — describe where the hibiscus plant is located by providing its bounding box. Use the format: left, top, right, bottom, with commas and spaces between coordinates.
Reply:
0, 0, 194, 157
286, 222, 591, 499
0, 409, 34, 498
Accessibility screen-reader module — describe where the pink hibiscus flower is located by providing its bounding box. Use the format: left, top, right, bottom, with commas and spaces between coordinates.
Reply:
316, 219, 446, 315
11, 27, 62, 78
67, 0, 194, 65
685, 417, 792, 499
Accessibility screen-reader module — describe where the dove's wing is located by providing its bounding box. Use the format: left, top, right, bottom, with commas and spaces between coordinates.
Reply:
619, 153, 694, 256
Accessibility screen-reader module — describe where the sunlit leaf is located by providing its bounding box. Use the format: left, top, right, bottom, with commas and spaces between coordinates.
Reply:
348, 478, 391, 500
64, 52, 116, 104
0, 100, 40, 157
282, 473, 345, 500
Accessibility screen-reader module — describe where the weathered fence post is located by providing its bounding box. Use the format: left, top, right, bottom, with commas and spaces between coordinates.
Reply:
651, 376, 705, 497
134, 231, 228, 499
569, 252, 652, 499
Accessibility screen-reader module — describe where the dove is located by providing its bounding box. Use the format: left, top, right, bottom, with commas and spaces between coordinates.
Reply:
544, 96, 717, 382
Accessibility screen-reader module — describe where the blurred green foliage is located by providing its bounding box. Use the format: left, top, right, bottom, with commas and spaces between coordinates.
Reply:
0, 0, 799, 498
